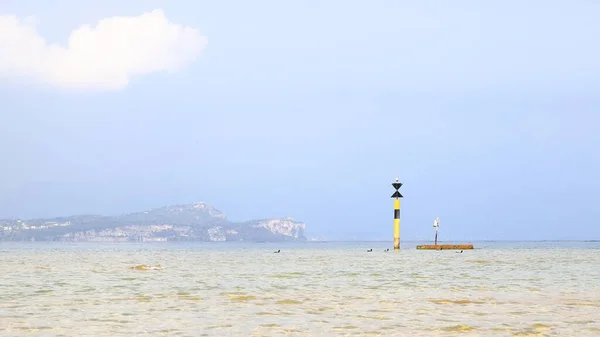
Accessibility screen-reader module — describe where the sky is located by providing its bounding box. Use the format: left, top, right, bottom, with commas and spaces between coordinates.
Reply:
1, 0, 599, 241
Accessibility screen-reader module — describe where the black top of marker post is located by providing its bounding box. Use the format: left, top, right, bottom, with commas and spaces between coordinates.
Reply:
391, 178, 403, 199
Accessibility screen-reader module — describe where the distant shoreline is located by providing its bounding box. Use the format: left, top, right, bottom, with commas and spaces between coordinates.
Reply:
1, 239, 598, 243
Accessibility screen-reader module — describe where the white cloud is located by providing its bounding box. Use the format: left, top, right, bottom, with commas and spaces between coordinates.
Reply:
0, 9, 208, 91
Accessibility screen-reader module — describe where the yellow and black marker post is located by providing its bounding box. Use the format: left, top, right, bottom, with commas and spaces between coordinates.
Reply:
391, 178, 403, 250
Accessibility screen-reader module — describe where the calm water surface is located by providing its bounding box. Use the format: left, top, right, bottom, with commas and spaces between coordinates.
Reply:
1, 241, 599, 336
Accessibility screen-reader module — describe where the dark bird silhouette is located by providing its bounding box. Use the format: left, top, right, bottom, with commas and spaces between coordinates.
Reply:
367, 249, 372, 252
384, 248, 390, 252
274, 250, 280, 253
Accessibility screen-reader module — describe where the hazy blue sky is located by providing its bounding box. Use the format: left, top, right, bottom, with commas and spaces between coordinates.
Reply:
1, 0, 598, 241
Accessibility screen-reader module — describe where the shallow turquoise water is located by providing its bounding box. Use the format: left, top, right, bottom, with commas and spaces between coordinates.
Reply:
1, 241, 599, 336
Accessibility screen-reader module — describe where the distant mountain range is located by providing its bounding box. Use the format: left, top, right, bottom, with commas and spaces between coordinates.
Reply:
0, 202, 306, 242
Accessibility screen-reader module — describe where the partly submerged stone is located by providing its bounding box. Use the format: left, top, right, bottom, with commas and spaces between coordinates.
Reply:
130, 264, 162, 270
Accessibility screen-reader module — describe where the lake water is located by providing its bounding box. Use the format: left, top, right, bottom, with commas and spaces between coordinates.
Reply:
1, 241, 599, 336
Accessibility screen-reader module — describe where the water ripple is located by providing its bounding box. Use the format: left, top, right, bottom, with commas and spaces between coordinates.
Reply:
0, 243, 599, 336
